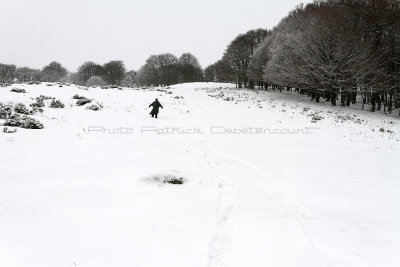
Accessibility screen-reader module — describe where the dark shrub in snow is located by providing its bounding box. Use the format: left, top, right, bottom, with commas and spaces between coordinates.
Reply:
0, 103, 13, 119
151, 174, 186, 185
50, 99, 65, 108
86, 104, 102, 111
3, 127, 17, 133
164, 177, 184, 184
27, 81, 40, 85
30, 98, 45, 108
4, 114, 44, 129
31, 106, 44, 114
38, 95, 54, 101
10, 88, 27, 93
72, 94, 86, 100
76, 98, 92, 106
101, 85, 122, 90
14, 103, 31, 115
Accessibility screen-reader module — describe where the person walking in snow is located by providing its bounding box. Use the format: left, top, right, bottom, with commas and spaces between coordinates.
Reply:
149, 98, 163, 118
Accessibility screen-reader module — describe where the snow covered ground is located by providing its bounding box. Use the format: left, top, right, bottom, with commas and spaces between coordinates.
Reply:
1, 82, 399, 267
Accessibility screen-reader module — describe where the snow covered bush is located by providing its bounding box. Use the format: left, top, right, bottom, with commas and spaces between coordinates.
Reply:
86, 104, 102, 111
72, 94, 86, 100
76, 98, 92, 106
29, 96, 50, 113
86, 76, 106, 87
0, 103, 13, 119
3, 127, 17, 133
4, 114, 44, 129
14, 103, 31, 115
50, 99, 65, 108
10, 88, 27, 93
30, 98, 45, 108
37, 95, 54, 101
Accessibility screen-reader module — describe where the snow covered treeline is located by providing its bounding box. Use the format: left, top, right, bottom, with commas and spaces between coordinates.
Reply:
0, 61, 127, 86
206, 0, 400, 113
0, 53, 204, 88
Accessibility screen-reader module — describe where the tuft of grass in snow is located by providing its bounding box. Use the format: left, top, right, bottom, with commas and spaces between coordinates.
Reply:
10, 88, 27, 93
148, 174, 186, 185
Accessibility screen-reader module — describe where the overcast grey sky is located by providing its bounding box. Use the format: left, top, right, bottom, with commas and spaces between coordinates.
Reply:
0, 0, 309, 72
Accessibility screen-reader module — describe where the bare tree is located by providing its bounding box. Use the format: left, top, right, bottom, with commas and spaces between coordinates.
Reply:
121, 70, 137, 87
178, 53, 203, 83
40, 62, 68, 82
157, 53, 178, 86
76, 61, 104, 85
0, 64, 17, 83
223, 29, 269, 88
136, 54, 180, 86
103, 61, 126, 85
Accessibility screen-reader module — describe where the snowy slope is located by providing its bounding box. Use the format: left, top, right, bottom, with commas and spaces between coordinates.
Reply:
0, 82, 399, 267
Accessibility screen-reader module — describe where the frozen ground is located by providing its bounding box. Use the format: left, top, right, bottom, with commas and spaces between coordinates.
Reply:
1, 82, 399, 267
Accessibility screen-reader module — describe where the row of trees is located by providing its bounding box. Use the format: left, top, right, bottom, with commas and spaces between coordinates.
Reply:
1, 52, 204, 87
0, 60, 134, 87
0, 64, 43, 83
0, 62, 70, 83
206, 0, 400, 112
252, 0, 400, 112
136, 53, 204, 86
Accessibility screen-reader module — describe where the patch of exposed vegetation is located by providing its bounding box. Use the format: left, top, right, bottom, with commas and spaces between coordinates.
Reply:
10, 88, 27, 93
50, 99, 65, 108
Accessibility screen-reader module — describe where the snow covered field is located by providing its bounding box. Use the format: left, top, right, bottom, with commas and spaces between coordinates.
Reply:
1, 82, 399, 267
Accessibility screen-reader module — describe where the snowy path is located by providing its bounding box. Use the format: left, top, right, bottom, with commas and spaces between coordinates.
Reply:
1, 82, 399, 267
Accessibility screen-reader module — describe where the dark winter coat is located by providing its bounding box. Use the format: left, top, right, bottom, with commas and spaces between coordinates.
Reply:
149, 100, 163, 115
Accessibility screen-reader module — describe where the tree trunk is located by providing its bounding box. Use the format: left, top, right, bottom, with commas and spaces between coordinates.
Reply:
326, 92, 331, 102
249, 80, 254, 89
362, 93, 365, 110
340, 92, 346, 106
351, 92, 357, 104
371, 93, 376, 112
346, 93, 351, 106
316, 93, 320, 102
377, 93, 381, 111
331, 92, 337, 106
